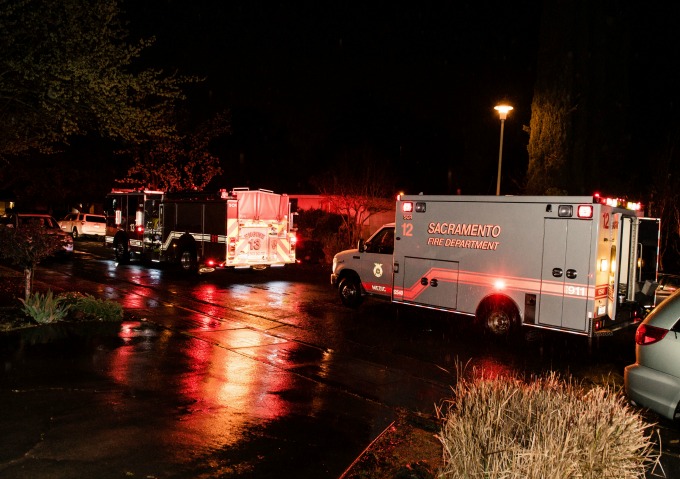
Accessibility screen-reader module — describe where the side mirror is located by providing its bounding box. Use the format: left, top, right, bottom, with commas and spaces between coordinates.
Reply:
357, 238, 365, 253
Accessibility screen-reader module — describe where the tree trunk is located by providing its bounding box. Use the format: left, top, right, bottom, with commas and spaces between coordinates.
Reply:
23, 266, 33, 301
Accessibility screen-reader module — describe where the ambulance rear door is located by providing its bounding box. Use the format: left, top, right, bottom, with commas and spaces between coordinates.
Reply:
539, 218, 593, 332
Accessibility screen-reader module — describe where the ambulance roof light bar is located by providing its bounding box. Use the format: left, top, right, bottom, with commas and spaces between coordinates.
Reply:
593, 193, 642, 211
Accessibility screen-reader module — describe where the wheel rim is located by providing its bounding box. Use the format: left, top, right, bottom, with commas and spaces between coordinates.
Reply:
72, 228, 78, 239
486, 310, 511, 335
115, 243, 127, 260
341, 281, 358, 302
180, 251, 195, 270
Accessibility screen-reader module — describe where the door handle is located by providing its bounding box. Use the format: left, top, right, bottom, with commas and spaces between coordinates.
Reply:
566, 269, 577, 279
552, 268, 563, 278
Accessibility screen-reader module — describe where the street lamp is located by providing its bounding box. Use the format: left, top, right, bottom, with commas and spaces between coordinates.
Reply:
494, 104, 513, 195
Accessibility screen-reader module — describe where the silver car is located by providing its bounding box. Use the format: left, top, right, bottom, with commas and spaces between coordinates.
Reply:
625, 290, 680, 420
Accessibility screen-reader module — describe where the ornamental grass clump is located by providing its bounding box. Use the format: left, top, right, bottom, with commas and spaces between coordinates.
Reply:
437, 372, 658, 479
20, 290, 70, 324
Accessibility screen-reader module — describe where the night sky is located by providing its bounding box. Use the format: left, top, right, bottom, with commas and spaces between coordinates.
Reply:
118, 0, 680, 200
120, 2, 585, 195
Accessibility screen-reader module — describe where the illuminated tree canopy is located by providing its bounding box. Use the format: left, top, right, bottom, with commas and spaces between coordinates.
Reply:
120, 110, 231, 192
312, 147, 395, 247
0, 0, 187, 161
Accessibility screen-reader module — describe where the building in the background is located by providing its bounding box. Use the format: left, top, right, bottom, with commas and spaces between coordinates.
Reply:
288, 194, 395, 237
0, 191, 16, 216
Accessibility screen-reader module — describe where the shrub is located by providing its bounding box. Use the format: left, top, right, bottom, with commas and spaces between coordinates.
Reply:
20, 290, 70, 324
17, 290, 123, 324
72, 294, 124, 321
60, 292, 123, 321
436, 371, 658, 479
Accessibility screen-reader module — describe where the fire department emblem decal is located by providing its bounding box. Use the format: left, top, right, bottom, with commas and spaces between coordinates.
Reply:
373, 263, 383, 278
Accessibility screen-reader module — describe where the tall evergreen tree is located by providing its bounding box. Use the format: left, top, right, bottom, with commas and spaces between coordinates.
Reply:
526, 1, 629, 195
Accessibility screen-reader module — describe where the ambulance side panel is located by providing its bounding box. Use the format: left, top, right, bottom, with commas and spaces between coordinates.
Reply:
393, 196, 599, 334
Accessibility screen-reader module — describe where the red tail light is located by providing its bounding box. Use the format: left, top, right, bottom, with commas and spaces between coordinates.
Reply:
136, 225, 144, 234
635, 324, 668, 345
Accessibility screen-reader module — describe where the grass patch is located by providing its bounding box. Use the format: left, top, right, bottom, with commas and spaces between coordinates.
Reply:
436, 370, 658, 478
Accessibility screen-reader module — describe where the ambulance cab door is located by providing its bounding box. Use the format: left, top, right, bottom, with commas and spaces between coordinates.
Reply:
539, 219, 593, 331
358, 226, 395, 298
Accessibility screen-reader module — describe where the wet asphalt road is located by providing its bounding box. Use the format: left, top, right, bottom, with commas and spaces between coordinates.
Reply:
1, 241, 679, 478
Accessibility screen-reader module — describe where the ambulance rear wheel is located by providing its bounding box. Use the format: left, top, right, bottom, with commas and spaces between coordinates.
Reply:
478, 298, 519, 336
339, 276, 363, 308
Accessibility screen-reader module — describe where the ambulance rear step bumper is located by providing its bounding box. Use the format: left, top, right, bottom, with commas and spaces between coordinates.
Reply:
594, 318, 642, 337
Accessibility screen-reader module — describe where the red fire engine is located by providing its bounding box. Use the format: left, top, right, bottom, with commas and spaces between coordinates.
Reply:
104, 188, 296, 272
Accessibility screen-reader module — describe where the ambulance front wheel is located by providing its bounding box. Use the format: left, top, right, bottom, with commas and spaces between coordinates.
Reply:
339, 276, 363, 308
478, 298, 519, 336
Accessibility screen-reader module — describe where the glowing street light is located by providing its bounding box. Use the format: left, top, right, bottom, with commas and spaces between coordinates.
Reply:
494, 104, 513, 195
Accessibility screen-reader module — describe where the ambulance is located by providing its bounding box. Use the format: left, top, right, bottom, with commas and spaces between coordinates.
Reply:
105, 188, 296, 272
331, 194, 660, 338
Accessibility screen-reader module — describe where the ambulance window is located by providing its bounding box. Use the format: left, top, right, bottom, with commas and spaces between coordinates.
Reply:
366, 227, 394, 255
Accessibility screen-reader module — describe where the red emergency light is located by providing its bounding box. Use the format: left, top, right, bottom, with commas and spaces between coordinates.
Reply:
136, 225, 144, 234
402, 202, 413, 213
577, 205, 593, 218
593, 193, 642, 212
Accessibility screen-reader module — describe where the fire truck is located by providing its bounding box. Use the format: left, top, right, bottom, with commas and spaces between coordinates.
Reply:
331, 194, 660, 338
104, 188, 296, 272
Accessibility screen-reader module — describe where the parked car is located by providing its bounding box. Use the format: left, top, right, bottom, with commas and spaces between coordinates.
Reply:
655, 273, 680, 305
624, 289, 680, 421
1, 213, 74, 256
58, 212, 107, 240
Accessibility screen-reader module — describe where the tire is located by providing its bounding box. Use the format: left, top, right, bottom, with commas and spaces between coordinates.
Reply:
114, 240, 130, 264
72, 227, 79, 240
179, 248, 198, 274
478, 298, 519, 336
338, 276, 363, 308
